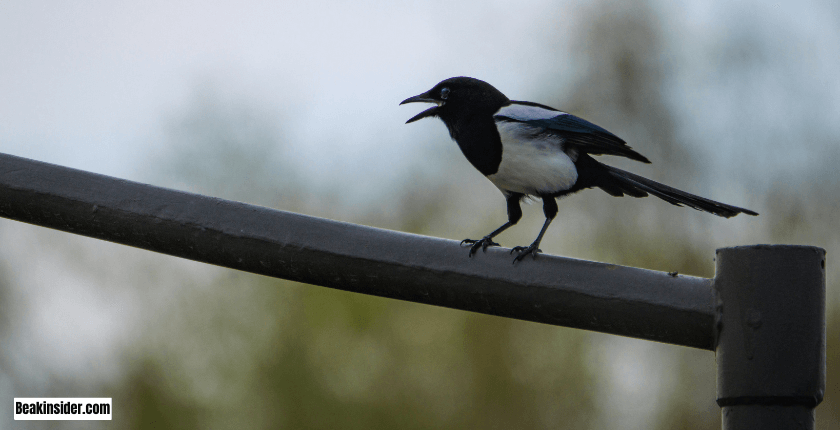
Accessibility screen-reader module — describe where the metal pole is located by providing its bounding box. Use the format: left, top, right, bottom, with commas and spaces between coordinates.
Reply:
715, 245, 826, 430
0, 151, 716, 348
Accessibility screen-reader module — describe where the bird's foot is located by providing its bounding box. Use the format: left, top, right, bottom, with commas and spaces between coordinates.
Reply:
460, 236, 500, 257
510, 243, 542, 264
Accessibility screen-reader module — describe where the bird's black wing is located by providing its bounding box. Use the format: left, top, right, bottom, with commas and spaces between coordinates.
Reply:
495, 101, 651, 163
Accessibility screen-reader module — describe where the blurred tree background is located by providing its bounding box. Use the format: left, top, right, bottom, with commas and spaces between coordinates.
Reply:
1, 0, 838, 429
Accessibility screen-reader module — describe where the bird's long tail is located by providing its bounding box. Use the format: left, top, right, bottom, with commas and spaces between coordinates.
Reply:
592, 160, 758, 218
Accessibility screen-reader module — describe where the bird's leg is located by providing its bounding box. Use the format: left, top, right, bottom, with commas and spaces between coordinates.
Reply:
511, 197, 557, 263
461, 193, 523, 257
510, 218, 552, 262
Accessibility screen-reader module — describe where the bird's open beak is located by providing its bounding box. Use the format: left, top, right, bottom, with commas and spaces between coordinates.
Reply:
400, 91, 441, 124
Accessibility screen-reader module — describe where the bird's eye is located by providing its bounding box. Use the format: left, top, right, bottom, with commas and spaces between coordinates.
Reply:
440, 87, 450, 100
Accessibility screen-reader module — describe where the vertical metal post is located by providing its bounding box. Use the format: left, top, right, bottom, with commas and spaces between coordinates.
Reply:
715, 245, 826, 430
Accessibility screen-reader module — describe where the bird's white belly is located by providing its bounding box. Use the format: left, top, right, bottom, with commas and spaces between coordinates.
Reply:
487, 122, 578, 196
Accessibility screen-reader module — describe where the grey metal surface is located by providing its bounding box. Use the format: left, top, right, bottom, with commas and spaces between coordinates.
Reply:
715, 245, 826, 429
1, 151, 715, 349
721, 405, 815, 430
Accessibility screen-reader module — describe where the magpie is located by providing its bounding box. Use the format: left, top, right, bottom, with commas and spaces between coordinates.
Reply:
401, 77, 758, 263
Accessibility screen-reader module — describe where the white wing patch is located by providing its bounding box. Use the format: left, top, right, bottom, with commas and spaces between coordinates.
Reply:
495, 103, 562, 121
487, 121, 578, 196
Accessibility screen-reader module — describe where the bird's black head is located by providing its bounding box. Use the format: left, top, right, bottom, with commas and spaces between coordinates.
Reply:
400, 77, 509, 124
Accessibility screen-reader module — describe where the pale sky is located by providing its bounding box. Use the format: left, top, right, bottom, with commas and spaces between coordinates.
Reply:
1, 0, 838, 219
0, 0, 569, 181
2, 0, 835, 192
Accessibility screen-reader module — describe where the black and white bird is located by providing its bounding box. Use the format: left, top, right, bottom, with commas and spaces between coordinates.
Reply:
400, 77, 758, 263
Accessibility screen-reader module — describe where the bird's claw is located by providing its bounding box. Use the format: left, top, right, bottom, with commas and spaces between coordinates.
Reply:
460, 237, 500, 257
510, 244, 542, 264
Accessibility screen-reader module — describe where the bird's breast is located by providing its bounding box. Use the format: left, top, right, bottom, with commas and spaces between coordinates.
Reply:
446, 116, 504, 176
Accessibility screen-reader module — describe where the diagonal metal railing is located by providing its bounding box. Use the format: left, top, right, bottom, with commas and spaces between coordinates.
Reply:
0, 151, 826, 429
0, 151, 713, 348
